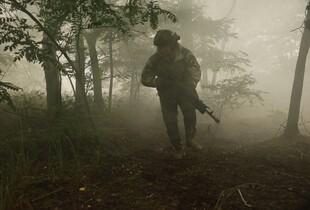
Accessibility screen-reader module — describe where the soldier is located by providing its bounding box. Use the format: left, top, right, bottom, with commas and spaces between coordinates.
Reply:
141, 29, 202, 159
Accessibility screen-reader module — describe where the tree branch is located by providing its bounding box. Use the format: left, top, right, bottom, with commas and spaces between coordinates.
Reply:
8, 0, 97, 132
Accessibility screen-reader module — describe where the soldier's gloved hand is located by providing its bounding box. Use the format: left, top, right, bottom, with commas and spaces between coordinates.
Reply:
154, 78, 172, 91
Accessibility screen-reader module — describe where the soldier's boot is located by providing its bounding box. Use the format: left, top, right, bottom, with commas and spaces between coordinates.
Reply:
170, 140, 186, 159
169, 136, 185, 159
186, 138, 202, 150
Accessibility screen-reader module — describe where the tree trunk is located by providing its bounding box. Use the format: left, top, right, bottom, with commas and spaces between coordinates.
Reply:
179, 0, 194, 51
42, 29, 62, 118
12, 0, 97, 132
200, 68, 208, 89
108, 30, 114, 112
212, 0, 237, 85
75, 32, 86, 112
125, 41, 138, 106
283, 4, 310, 138
85, 31, 103, 110
200, 35, 209, 90
211, 68, 219, 86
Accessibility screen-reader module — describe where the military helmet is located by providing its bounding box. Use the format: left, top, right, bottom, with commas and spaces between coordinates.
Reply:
153, 29, 180, 47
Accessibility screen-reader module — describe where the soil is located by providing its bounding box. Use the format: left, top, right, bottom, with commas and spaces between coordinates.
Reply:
12, 133, 310, 210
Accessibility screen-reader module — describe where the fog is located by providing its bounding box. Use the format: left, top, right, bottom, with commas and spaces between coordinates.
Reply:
207, 0, 310, 138
195, 0, 310, 138
150, 0, 310, 139
204, 0, 308, 111
1, 0, 310, 139
1, 1, 310, 209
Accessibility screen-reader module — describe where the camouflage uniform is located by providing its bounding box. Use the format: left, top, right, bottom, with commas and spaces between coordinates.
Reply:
141, 42, 201, 150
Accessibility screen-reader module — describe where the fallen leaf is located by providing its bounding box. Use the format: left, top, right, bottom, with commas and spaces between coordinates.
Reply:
79, 187, 86, 191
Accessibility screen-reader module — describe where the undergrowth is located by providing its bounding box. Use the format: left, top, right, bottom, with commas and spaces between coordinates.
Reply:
0, 126, 103, 209
0, 92, 135, 209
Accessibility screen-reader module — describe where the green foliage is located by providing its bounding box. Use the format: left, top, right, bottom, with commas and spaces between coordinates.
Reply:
202, 50, 251, 73
0, 0, 177, 94
84, 0, 177, 32
0, 0, 177, 63
206, 74, 265, 117
161, 1, 237, 43
0, 13, 43, 63
0, 81, 21, 110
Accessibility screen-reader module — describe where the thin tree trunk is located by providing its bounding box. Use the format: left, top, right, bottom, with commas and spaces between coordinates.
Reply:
179, 0, 194, 51
41, 11, 62, 119
200, 69, 208, 88
212, 0, 237, 85
211, 68, 219, 86
11, 0, 97, 132
108, 30, 114, 112
132, 75, 140, 102
130, 77, 134, 102
85, 31, 103, 110
42, 32, 62, 118
283, 4, 310, 138
75, 32, 86, 112
125, 41, 137, 106
200, 36, 209, 90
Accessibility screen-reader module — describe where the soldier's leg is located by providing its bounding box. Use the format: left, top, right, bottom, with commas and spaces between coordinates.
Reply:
179, 98, 202, 150
159, 90, 182, 150
179, 101, 196, 140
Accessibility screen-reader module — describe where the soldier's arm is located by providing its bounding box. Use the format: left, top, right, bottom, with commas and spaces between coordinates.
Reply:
141, 58, 157, 87
186, 51, 201, 86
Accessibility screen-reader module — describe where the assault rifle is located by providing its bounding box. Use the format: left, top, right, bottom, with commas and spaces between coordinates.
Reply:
155, 68, 220, 124
193, 96, 221, 123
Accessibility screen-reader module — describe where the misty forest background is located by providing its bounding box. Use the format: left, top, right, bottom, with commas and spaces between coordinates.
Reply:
0, 0, 310, 209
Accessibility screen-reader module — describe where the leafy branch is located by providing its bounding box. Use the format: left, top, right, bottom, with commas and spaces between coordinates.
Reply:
0, 81, 21, 110
205, 74, 265, 118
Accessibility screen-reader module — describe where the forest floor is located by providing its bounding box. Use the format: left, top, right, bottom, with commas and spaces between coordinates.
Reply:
4, 127, 309, 210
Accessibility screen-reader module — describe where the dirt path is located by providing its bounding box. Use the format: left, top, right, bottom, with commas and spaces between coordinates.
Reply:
24, 136, 310, 210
